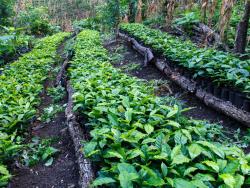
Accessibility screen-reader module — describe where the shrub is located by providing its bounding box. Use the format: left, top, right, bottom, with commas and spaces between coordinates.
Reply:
15, 6, 60, 36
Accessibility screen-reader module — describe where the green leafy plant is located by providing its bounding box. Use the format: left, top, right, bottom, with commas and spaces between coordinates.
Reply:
47, 86, 65, 103
20, 137, 58, 167
174, 12, 200, 31
69, 30, 250, 188
40, 104, 64, 123
15, 6, 59, 36
0, 26, 33, 66
0, 0, 14, 26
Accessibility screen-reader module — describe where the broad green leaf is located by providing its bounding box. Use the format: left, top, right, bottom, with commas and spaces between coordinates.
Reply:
144, 124, 154, 134
197, 141, 225, 159
235, 174, 244, 188
108, 113, 118, 126
184, 167, 198, 176
142, 138, 156, 144
167, 120, 181, 128
171, 154, 190, 165
141, 165, 165, 186
190, 180, 209, 188
173, 178, 196, 188
171, 145, 181, 160
143, 176, 165, 187
203, 161, 219, 172
118, 163, 139, 188
219, 174, 235, 188
223, 160, 239, 174
125, 108, 133, 122
181, 129, 192, 142
126, 149, 143, 160
193, 173, 215, 182
166, 105, 179, 118
104, 150, 124, 160
121, 129, 147, 143
92, 177, 116, 186
44, 157, 53, 166
188, 143, 203, 159
217, 159, 227, 172
241, 163, 250, 175
166, 177, 174, 187
161, 162, 168, 177
174, 131, 187, 145
84, 141, 97, 156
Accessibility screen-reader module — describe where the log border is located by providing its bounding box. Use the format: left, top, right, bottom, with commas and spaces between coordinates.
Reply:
66, 81, 95, 188
57, 42, 95, 187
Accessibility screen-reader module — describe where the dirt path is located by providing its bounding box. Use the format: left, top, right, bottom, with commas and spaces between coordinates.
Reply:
8, 39, 79, 188
106, 40, 249, 149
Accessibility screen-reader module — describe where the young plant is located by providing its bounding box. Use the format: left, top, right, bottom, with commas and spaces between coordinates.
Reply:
47, 86, 65, 103
20, 137, 59, 167
40, 104, 64, 123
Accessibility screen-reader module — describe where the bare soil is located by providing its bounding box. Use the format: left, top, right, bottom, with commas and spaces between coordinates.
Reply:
106, 39, 249, 148
8, 40, 79, 188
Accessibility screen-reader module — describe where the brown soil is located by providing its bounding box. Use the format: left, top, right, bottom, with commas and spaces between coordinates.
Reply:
8, 39, 79, 188
106, 39, 249, 149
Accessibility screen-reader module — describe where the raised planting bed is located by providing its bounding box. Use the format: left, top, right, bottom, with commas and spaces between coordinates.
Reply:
118, 32, 250, 126
119, 24, 250, 110
0, 32, 70, 186
68, 29, 250, 187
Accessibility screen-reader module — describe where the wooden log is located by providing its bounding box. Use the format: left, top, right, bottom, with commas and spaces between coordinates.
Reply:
163, 63, 196, 93
198, 23, 221, 42
55, 60, 69, 87
66, 82, 94, 188
196, 89, 250, 126
118, 32, 154, 66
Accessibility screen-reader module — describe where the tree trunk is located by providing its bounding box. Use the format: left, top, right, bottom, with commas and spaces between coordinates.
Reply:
201, 0, 209, 23
135, 0, 143, 22
218, 0, 234, 42
128, 0, 136, 22
234, 0, 250, 54
208, 0, 217, 27
114, 0, 120, 36
165, 0, 176, 27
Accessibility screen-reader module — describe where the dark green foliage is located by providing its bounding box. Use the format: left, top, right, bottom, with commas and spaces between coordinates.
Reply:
73, 18, 101, 32
0, 26, 34, 66
0, 0, 14, 26
15, 6, 59, 36
174, 12, 200, 31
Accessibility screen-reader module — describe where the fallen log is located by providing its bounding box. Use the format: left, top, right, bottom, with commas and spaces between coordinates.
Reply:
196, 89, 250, 126
118, 32, 154, 66
66, 82, 94, 188
194, 23, 221, 43
55, 60, 69, 87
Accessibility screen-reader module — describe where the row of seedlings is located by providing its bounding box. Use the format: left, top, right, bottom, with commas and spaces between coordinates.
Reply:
0, 32, 70, 186
69, 30, 250, 187
120, 23, 250, 112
